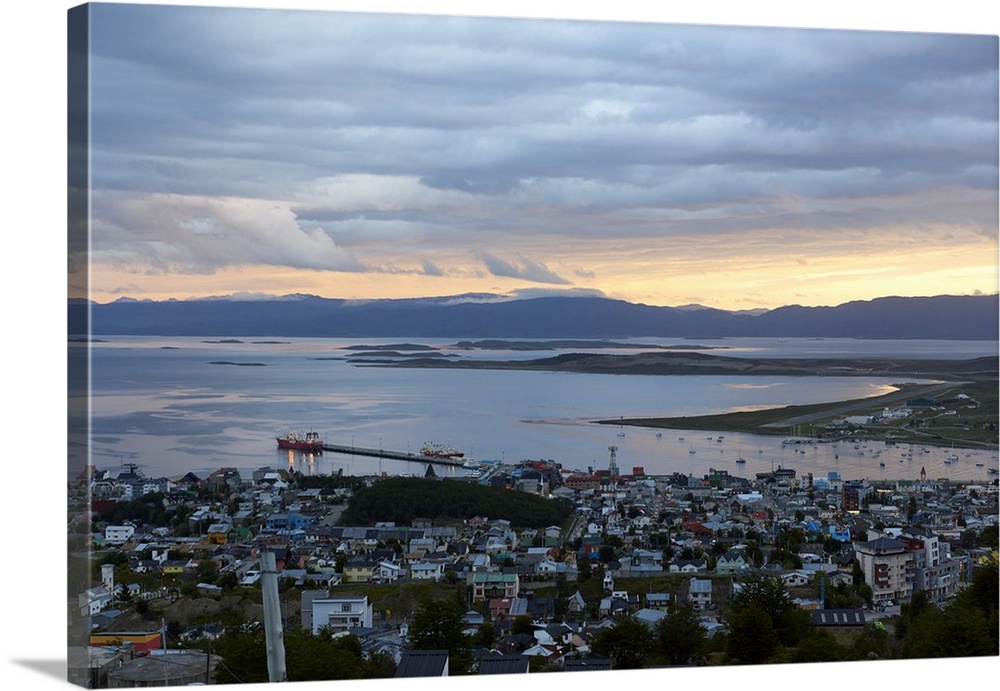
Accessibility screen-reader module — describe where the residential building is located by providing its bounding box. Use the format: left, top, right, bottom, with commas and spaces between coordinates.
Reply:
715, 550, 749, 575
472, 572, 519, 602
395, 650, 449, 677
896, 526, 960, 601
688, 577, 713, 610
206, 522, 232, 545
343, 557, 376, 584
310, 596, 374, 635
104, 525, 135, 546
854, 536, 914, 603
410, 561, 446, 581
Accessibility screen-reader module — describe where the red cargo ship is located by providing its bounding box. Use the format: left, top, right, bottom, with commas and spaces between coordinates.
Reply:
276, 430, 324, 453
420, 442, 465, 459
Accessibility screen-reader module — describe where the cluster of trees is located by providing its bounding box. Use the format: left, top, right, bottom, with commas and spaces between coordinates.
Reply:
575, 560, 999, 669
589, 604, 708, 669
208, 628, 395, 683
95, 492, 192, 532
339, 476, 574, 527
894, 556, 998, 659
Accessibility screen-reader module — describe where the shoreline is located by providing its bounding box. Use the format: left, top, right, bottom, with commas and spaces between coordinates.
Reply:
598, 380, 998, 451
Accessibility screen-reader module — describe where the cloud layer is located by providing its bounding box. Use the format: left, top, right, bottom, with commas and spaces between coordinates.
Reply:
85, 4, 998, 307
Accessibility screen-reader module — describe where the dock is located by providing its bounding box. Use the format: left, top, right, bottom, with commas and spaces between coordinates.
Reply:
320, 443, 467, 467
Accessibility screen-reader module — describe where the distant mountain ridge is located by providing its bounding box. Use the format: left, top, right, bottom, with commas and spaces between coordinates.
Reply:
70, 293, 999, 340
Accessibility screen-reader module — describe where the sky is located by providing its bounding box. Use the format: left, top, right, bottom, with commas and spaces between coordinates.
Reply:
71, 1, 1000, 310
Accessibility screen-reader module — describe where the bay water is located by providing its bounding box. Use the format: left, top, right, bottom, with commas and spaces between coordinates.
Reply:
79, 336, 998, 483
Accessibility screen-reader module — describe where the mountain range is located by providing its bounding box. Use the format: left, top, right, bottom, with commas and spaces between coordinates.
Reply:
70, 293, 999, 340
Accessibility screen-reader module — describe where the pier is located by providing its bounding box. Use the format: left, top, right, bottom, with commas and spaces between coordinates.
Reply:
320, 443, 467, 467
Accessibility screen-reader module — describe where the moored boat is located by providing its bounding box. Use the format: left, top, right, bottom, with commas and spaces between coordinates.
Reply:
420, 442, 465, 459
276, 430, 324, 453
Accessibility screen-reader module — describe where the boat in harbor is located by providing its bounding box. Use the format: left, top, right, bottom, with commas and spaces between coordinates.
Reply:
276, 430, 324, 453
420, 442, 465, 459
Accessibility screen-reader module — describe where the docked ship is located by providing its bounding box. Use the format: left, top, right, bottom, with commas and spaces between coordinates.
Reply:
276, 430, 324, 453
420, 442, 465, 459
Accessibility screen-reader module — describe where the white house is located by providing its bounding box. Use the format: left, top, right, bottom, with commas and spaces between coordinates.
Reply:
373, 560, 402, 584
410, 562, 445, 581
79, 586, 114, 616
689, 577, 713, 610
715, 551, 750, 575
310, 596, 374, 635
104, 525, 135, 546
781, 570, 812, 588
534, 558, 562, 576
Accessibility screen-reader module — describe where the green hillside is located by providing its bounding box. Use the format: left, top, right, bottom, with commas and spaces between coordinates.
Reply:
339, 476, 573, 528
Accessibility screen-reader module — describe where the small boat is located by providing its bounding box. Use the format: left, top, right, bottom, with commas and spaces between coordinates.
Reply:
736, 457, 746, 464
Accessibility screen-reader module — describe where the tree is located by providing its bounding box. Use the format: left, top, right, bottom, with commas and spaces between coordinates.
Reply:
901, 600, 996, 659
975, 525, 998, 550
728, 572, 810, 647
789, 629, 847, 663
589, 615, 656, 669
656, 602, 706, 665
900, 557, 998, 659
744, 540, 764, 567
196, 559, 218, 583
477, 622, 496, 649
848, 621, 892, 661
217, 571, 238, 591
511, 615, 534, 636
212, 629, 393, 683
406, 593, 473, 675
726, 605, 778, 664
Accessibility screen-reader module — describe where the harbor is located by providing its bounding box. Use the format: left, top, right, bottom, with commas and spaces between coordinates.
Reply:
277, 432, 472, 469
319, 442, 467, 467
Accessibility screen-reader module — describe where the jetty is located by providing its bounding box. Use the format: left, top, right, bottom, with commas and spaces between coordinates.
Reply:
319, 442, 467, 467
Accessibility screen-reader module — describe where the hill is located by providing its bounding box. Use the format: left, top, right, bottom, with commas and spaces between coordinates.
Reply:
71, 292, 999, 340
338, 476, 574, 528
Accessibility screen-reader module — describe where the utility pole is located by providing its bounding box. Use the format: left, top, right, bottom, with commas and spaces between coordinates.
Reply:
260, 550, 287, 682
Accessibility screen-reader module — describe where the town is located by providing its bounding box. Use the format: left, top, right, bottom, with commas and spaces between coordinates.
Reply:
68, 452, 999, 686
